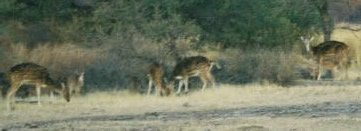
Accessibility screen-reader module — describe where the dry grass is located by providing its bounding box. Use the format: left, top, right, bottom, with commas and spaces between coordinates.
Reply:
4, 43, 106, 74
1, 84, 361, 130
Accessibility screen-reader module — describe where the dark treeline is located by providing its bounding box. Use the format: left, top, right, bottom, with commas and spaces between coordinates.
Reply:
2, 0, 360, 48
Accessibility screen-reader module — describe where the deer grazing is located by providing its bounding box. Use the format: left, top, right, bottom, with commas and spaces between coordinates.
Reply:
67, 71, 85, 96
6, 63, 70, 111
147, 62, 170, 96
19, 71, 85, 98
300, 36, 349, 80
168, 56, 220, 95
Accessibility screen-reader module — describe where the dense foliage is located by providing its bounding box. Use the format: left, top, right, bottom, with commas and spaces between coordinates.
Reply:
0, 0, 334, 48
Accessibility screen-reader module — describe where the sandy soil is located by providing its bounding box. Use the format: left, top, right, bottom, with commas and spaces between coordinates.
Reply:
1, 84, 361, 131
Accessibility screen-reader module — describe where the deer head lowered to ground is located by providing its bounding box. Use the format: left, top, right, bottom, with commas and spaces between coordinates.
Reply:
6, 62, 70, 111
167, 56, 220, 95
147, 62, 170, 96
67, 71, 85, 96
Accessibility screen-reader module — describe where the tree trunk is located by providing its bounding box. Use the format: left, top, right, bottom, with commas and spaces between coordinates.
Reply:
318, 0, 332, 41
308, 0, 333, 42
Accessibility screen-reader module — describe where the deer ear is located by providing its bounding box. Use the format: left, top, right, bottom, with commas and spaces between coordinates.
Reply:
300, 36, 304, 41
310, 37, 314, 41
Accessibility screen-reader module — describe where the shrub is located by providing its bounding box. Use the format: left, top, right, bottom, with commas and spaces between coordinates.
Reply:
216, 48, 301, 86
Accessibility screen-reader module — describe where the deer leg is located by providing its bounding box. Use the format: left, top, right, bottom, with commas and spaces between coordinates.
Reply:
317, 58, 323, 80
184, 77, 189, 94
50, 90, 55, 103
154, 84, 161, 97
339, 53, 349, 80
36, 85, 42, 105
154, 87, 159, 96
147, 79, 153, 96
6, 83, 21, 111
199, 75, 208, 92
206, 72, 216, 88
317, 67, 322, 80
176, 80, 184, 95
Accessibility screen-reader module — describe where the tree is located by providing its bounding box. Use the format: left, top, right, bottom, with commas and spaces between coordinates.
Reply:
87, 0, 200, 61
180, 0, 321, 48
308, 0, 333, 41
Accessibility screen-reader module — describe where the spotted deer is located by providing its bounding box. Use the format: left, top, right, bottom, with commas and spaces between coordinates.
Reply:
147, 62, 170, 96
300, 36, 349, 80
67, 71, 85, 96
168, 56, 220, 95
19, 71, 84, 98
6, 63, 70, 111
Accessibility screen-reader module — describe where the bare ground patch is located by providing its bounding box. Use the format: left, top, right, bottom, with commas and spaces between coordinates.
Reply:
2, 101, 361, 130
1, 84, 361, 130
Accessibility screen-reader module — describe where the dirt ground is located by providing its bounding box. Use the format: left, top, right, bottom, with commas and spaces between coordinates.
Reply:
1, 83, 361, 131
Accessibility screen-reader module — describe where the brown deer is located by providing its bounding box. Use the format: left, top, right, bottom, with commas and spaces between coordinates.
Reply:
300, 36, 349, 80
168, 56, 220, 95
17, 71, 84, 98
6, 63, 70, 111
147, 62, 170, 96
67, 71, 85, 96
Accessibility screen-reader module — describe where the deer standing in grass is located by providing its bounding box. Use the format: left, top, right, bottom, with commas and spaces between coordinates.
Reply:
6, 63, 70, 111
147, 62, 170, 96
67, 71, 85, 96
168, 56, 220, 95
300, 36, 349, 80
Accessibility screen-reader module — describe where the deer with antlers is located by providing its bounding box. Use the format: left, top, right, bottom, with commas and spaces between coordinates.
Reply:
168, 56, 220, 95
6, 63, 70, 111
300, 36, 350, 80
